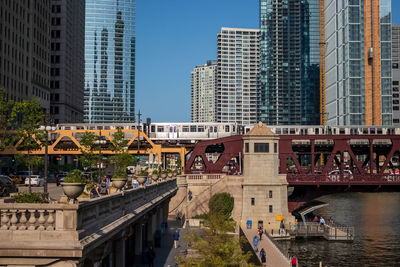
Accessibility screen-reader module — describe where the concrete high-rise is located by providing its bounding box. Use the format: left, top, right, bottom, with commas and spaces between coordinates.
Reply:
323, 0, 392, 126
216, 27, 260, 125
0, 0, 51, 111
259, 0, 320, 125
191, 60, 217, 122
50, 0, 85, 123
392, 25, 400, 126
84, 0, 136, 123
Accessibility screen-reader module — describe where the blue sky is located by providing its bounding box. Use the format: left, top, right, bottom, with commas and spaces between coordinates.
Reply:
136, 0, 400, 122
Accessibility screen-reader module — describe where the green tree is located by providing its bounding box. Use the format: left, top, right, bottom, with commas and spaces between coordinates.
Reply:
109, 128, 135, 178
79, 131, 99, 181
209, 192, 235, 219
0, 87, 14, 151
10, 99, 45, 193
176, 193, 255, 266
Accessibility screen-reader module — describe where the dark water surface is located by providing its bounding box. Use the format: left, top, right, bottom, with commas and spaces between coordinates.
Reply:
279, 192, 400, 267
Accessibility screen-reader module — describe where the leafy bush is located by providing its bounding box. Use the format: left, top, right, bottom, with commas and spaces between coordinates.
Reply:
192, 213, 208, 219
64, 169, 85, 183
139, 169, 148, 176
13, 193, 48, 203
152, 169, 159, 175
208, 192, 234, 219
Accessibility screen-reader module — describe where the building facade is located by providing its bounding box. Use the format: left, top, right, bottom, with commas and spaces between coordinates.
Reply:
392, 25, 400, 126
50, 0, 85, 123
191, 60, 217, 122
259, 0, 320, 125
0, 0, 51, 111
216, 27, 260, 125
324, 0, 392, 126
84, 0, 136, 123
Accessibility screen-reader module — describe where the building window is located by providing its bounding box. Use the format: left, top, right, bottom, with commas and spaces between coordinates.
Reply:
274, 143, 277, 153
269, 190, 272, 198
245, 143, 249, 153
251, 198, 255, 206
254, 143, 269, 153
269, 205, 273, 213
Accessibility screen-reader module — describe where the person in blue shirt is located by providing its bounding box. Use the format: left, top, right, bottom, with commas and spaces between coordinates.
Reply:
173, 230, 180, 249
252, 235, 260, 252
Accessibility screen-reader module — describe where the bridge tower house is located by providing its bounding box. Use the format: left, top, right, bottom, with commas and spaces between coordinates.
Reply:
241, 122, 293, 230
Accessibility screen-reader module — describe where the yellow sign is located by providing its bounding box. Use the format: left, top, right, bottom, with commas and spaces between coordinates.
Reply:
276, 214, 283, 221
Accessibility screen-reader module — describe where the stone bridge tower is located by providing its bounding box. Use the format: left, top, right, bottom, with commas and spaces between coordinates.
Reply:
241, 122, 293, 230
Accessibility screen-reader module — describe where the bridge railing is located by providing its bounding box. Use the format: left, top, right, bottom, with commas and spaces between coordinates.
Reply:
287, 173, 400, 184
186, 174, 225, 181
0, 179, 177, 258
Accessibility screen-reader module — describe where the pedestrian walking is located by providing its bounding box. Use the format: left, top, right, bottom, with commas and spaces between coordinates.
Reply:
260, 248, 266, 265
252, 235, 260, 252
132, 178, 139, 188
173, 230, 180, 249
175, 209, 181, 221
291, 255, 298, 267
146, 245, 156, 267
258, 226, 263, 240
320, 217, 325, 227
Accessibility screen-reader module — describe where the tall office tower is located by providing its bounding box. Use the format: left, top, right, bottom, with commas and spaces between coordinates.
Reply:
259, 0, 320, 125
0, 0, 51, 111
216, 27, 260, 125
191, 60, 217, 122
84, 0, 135, 123
392, 25, 400, 126
323, 0, 392, 126
50, 0, 85, 123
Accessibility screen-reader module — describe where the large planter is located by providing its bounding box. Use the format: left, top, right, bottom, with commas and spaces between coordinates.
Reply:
111, 178, 128, 191
160, 173, 167, 180
61, 183, 86, 201
137, 176, 147, 185
151, 175, 159, 182
172, 170, 178, 177
167, 173, 173, 178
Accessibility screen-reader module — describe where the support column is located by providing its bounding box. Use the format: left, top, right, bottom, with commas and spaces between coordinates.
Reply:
134, 223, 143, 261
114, 237, 126, 267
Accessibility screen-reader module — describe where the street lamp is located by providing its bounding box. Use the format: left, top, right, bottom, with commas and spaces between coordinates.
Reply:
40, 122, 56, 198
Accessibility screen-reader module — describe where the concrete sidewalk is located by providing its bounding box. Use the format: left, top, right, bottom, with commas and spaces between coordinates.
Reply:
136, 219, 186, 267
242, 228, 290, 267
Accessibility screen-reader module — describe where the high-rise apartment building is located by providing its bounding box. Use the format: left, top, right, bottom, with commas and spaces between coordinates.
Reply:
191, 60, 217, 122
259, 0, 320, 125
323, 0, 392, 126
392, 25, 400, 126
84, 0, 136, 123
50, 0, 85, 123
216, 27, 260, 125
0, 0, 51, 111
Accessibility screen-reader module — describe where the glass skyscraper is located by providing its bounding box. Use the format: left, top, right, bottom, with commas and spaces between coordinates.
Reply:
259, 0, 320, 125
84, 0, 136, 123
324, 0, 392, 126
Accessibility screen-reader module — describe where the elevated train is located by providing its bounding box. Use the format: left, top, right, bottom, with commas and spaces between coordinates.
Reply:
56, 123, 400, 143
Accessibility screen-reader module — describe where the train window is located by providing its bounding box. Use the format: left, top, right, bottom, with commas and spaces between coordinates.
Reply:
151, 125, 155, 132
339, 128, 345, 134
246, 128, 250, 133
225, 125, 230, 132
214, 126, 218, 132
276, 129, 281, 134
233, 125, 236, 132
157, 126, 164, 132
363, 128, 368, 134
290, 129, 295, 134
315, 128, 319, 134
377, 128, 382, 134
190, 126, 197, 132
65, 126, 71, 130
370, 128, 375, 134
137, 126, 142, 131
97, 126, 103, 130
283, 128, 288, 134
183, 126, 189, 132
198, 126, 204, 132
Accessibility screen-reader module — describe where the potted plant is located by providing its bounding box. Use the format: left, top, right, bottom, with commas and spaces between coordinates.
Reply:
167, 169, 173, 178
160, 169, 168, 179
61, 169, 86, 202
111, 168, 128, 191
137, 169, 148, 185
151, 169, 159, 182
172, 168, 178, 177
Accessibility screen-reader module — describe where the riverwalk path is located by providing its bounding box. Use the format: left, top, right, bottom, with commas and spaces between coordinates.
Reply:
242, 228, 291, 267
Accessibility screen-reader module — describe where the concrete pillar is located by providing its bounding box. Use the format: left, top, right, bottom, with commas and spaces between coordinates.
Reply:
134, 223, 143, 258
114, 237, 126, 267
147, 214, 154, 244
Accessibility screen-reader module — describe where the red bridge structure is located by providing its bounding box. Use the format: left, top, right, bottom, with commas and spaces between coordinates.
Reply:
185, 132, 400, 212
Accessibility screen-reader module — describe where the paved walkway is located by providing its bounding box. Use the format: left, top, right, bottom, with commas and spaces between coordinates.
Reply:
136, 219, 186, 267
17, 182, 63, 200
242, 228, 290, 267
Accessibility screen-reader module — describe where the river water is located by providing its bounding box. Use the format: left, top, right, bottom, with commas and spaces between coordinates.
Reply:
279, 192, 400, 267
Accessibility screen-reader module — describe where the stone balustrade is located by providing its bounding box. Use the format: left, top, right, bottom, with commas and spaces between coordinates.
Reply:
186, 174, 225, 180
0, 179, 177, 263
